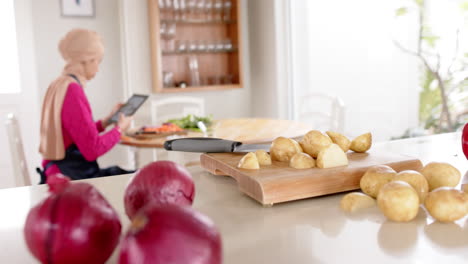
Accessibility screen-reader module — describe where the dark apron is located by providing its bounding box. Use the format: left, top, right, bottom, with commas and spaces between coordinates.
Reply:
37, 145, 133, 184
36, 74, 134, 184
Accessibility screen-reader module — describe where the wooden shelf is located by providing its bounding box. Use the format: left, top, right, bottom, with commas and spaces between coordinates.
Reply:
159, 84, 242, 93
147, 0, 243, 93
162, 48, 238, 56
160, 19, 237, 25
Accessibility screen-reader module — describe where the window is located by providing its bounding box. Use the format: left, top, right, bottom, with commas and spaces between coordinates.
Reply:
0, 0, 21, 94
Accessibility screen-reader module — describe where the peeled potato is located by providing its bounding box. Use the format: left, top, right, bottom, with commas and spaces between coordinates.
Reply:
299, 130, 332, 158
270, 137, 303, 162
393, 170, 429, 204
350, 132, 372, 153
462, 184, 468, 194
316, 143, 348, 169
255, 150, 272, 166
326, 131, 351, 152
360, 165, 396, 198
424, 187, 468, 222
237, 152, 260, 170
289, 153, 315, 169
421, 162, 461, 191
377, 181, 419, 222
340, 192, 376, 213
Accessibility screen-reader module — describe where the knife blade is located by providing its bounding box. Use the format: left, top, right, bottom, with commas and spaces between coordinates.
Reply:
164, 138, 270, 153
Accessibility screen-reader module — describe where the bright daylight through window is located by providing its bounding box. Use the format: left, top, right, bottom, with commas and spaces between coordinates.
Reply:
0, 0, 21, 94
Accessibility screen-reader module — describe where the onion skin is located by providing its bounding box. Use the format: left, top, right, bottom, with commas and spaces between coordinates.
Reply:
118, 204, 222, 264
463, 123, 468, 159
24, 182, 122, 264
124, 161, 195, 219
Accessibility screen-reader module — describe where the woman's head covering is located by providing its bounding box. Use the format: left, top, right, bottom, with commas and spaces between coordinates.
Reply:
59, 28, 104, 62
39, 28, 104, 160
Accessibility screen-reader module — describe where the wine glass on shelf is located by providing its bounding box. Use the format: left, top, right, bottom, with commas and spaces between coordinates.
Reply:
213, 0, 223, 21
187, 0, 197, 20
159, 22, 167, 51
188, 55, 201, 86
206, 40, 215, 53
163, 71, 174, 87
223, 0, 232, 22
215, 40, 224, 52
176, 40, 187, 53
159, 0, 166, 20
179, 0, 187, 20
188, 40, 198, 53
223, 39, 233, 52
197, 40, 207, 52
173, 0, 181, 21
166, 23, 177, 51
196, 0, 206, 21
204, 0, 214, 21
164, 0, 173, 20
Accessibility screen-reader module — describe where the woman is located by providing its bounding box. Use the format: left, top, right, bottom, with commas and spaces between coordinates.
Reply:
37, 28, 133, 183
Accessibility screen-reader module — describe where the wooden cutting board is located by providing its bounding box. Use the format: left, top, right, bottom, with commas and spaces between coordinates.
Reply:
200, 151, 423, 205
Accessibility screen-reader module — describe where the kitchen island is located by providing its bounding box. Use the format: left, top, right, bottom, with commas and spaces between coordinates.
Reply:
0, 132, 467, 263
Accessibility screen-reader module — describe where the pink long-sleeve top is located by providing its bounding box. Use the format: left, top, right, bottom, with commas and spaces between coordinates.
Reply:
42, 82, 121, 176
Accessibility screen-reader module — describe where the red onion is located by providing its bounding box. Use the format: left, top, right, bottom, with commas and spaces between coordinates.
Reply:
118, 204, 222, 264
24, 174, 122, 264
124, 160, 195, 219
463, 123, 468, 159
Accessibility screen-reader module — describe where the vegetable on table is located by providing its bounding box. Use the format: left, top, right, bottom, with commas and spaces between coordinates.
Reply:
124, 160, 195, 219
119, 204, 222, 264
166, 114, 213, 132
24, 173, 121, 264
463, 123, 468, 159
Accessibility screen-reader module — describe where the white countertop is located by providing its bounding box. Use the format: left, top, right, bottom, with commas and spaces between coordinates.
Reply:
1, 132, 467, 263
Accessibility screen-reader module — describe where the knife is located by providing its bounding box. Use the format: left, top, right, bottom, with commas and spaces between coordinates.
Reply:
164, 138, 270, 153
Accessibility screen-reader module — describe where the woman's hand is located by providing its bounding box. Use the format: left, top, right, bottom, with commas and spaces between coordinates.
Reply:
117, 113, 133, 132
102, 103, 124, 128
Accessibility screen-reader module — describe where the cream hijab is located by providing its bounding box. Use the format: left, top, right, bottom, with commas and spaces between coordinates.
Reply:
39, 28, 104, 160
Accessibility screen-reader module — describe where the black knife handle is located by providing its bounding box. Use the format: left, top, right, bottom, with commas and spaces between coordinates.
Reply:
164, 137, 242, 153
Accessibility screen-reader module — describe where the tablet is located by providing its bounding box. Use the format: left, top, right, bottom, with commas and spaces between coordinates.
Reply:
110, 94, 149, 123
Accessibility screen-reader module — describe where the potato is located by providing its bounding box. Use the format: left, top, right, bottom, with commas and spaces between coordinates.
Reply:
299, 130, 332, 158
350, 132, 372, 153
424, 187, 468, 222
237, 152, 260, 170
360, 165, 396, 198
421, 162, 461, 191
289, 153, 315, 169
377, 181, 419, 222
269, 137, 303, 162
316, 144, 348, 169
326, 131, 351, 152
340, 192, 375, 213
393, 170, 429, 204
462, 183, 468, 194
255, 150, 272, 166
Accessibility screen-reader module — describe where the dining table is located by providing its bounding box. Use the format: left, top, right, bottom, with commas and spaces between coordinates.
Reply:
0, 132, 467, 263
120, 118, 314, 148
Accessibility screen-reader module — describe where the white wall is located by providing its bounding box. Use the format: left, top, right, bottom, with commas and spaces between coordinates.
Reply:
290, 0, 420, 141
31, 0, 129, 169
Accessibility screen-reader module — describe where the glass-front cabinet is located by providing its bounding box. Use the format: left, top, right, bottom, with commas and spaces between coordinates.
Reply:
147, 0, 243, 93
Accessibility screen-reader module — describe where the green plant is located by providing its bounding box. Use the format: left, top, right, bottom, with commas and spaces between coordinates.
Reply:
394, 0, 468, 133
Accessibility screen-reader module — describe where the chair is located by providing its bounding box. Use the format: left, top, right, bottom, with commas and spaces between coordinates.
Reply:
150, 96, 205, 125
297, 93, 345, 133
5, 113, 31, 186
150, 96, 205, 163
